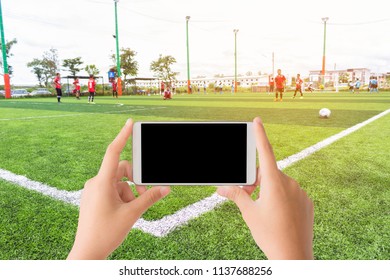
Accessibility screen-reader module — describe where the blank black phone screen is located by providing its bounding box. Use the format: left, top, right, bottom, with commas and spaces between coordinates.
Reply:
141, 123, 247, 184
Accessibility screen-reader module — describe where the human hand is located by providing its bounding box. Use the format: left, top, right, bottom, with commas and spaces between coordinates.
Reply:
67, 119, 170, 260
217, 117, 314, 260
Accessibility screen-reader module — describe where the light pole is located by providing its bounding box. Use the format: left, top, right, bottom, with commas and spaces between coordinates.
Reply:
0, 0, 10, 99
186, 16, 191, 94
114, 0, 122, 96
321, 17, 329, 87
233, 29, 239, 93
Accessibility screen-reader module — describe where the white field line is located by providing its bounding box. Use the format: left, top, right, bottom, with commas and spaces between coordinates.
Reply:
0, 109, 389, 237
0, 107, 166, 121
277, 108, 390, 169
0, 113, 88, 121
0, 168, 82, 206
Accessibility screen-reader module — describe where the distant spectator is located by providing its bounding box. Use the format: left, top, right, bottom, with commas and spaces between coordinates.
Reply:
349, 81, 355, 93
369, 77, 378, 93
268, 76, 274, 95
355, 78, 361, 94
160, 81, 165, 95
306, 83, 314, 93
171, 82, 176, 94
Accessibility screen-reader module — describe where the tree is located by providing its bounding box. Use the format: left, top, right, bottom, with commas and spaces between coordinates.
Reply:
385, 74, 390, 88
27, 48, 59, 87
0, 38, 17, 62
339, 72, 349, 83
150, 54, 178, 83
63, 57, 83, 76
111, 48, 138, 85
246, 71, 253, 76
85, 64, 100, 76
0, 38, 17, 75
27, 59, 45, 87
42, 48, 59, 85
291, 76, 296, 87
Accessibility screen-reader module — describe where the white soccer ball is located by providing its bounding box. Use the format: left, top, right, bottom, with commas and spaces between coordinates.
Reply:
319, 108, 331, 118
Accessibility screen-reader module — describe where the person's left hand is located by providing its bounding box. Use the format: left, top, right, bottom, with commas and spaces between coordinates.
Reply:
67, 119, 170, 259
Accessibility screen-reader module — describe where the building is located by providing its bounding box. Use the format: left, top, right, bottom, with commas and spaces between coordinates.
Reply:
309, 68, 371, 86
131, 74, 271, 90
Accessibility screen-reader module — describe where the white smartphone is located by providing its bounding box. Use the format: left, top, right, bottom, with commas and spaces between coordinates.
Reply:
132, 122, 256, 185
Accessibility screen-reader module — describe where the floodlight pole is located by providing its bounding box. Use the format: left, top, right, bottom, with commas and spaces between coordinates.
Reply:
0, 0, 10, 99
114, 0, 122, 96
186, 16, 191, 94
321, 17, 329, 87
233, 29, 239, 93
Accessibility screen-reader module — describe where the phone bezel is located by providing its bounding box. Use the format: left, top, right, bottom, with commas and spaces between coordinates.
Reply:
132, 121, 256, 185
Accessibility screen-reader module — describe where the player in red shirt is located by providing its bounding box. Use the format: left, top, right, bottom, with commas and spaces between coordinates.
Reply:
161, 81, 165, 95
163, 87, 172, 100
112, 78, 118, 98
293, 73, 304, 99
274, 69, 286, 101
54, 73, 62, 103
73, 77, 81, 100
268, 76, 274, 95
88, 75, 96, 104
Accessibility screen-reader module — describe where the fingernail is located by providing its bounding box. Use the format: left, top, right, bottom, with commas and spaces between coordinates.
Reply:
126, 118, 132, 125
254, 117, 262, 124
217, 187, 229, 197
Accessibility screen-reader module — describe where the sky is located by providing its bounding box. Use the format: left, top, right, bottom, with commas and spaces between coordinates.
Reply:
2, 0, 390, 85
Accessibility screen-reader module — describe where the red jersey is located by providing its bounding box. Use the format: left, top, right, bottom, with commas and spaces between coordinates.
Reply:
269, 78, 274, 86
73, 79, 80, 90
275, 75, 286, 89
112, 82, 117, 91
88, 79, 96, 92
54, 76, 61, 89
161, 82, 165, 90
296, 78, 303, 89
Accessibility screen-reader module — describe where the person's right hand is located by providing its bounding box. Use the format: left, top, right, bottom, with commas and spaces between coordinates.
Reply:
217, 117, 314, 260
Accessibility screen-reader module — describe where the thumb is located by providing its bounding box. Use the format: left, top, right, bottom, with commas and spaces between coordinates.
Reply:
127, 186, 171, 218
217, 186, 255, 215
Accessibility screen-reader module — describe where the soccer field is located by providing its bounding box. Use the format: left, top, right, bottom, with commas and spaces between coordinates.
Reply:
0, 91, 389, 260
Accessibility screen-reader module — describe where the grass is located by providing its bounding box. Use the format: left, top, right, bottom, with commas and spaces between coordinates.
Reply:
0, 91, 389, 259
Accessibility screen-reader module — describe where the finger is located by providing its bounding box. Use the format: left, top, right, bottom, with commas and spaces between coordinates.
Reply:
126, 186, 171, 217
239, 167, 260, 195
117, 181, 135, 202
135, 185, 148, 196
99, 119, 133, 178
253, 117, 278, 175
116, 160, 132, 182
217, 186, 255, 215
242, 186, 256, 195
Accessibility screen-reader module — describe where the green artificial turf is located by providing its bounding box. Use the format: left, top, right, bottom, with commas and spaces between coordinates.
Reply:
0, 92, 389, 259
